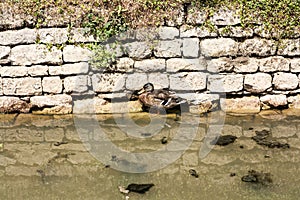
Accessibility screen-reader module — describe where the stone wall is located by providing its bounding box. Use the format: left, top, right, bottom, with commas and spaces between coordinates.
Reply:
0, 8, 300, 114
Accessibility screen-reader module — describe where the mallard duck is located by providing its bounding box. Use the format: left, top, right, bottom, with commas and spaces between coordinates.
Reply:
131, 83, 187, 112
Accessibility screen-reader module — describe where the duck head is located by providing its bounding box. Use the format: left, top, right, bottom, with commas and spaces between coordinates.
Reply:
137, 83, 154, 94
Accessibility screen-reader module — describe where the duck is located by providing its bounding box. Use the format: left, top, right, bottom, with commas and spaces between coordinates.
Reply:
130, 83, 187, 112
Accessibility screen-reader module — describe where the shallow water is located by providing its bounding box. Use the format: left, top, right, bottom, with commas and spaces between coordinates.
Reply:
1, 111, 300, 200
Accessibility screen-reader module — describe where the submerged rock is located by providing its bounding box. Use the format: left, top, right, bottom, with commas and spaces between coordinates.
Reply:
126, 183, 154, 194
211, 135, 237, 146
252, 130, 290, 149
241, 170, 273, 184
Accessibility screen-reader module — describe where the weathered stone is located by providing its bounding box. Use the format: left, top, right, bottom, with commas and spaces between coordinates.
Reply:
63, 45, 91, 62
259, 56, 289, 72
0, 28, 37, 45
73, 98, 143, 113
291, 58, 300, 72
189, 101, 217, 114
69, 28, 96, 43
64, 75, 89, 93
211, 8, 241, 25
177, 93, 219, 105
182, 38, 199, 58
44, 128, 64, 142
278, 39, 300, 56
0, 46, 10, 59
239, 38, 277, 56
288, 95, 300, 109
165, 6, 184, 26
92, 73, 125, 92
219, 26, 253, 37
125, 73, 148, 90
244, 73, 272, 93
135, 27, 159, 41
0, 66, 28, 77
27, 65, 48, 76
32, 105, 72, 114
208, 74, 243, 93
232, 57, 258, 73
0, 97, 31, 113
154, 40, 182, 57
272, 124, 297, 138
200, 38, 238, 57
116, 57, 134, 72
10, 44, 62, 66
124, 41, 152, 59
158, 27, 179, 39
3, 77, 42, 95
273, 72, 298, 90
38, 28, 68, 44
221, 96, 261, 114
166, 57, 207, 72
207, 57, 232, 72
42, 76, 62, 94
0, 155, 16, 167
49, 62, 89, 75
170, 72, 206, 91
260, 95, 287, 108
180, 25, 218, 38
148, 73, 169, 89
186, 6, 207, 24
30, 94, 72, 107
135, 59, 165, 72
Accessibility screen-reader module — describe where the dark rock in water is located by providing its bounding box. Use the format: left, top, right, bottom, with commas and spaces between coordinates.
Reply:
252, 129, 290, 149
189, 169, 199, 178
241, 170, 272, 184
161, 136, 168, 144
230, 172, 236, 177
126, 183, 154, 194
211, 135, 237, 146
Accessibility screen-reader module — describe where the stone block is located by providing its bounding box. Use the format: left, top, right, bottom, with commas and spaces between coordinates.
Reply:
63, 45, 92, 62
288, 95, 300, 109
244, 73, 272, 93
154, 39, 182, 57
0, 46, 10, 59
0, 28, 37, 45
116, 57, 134, 72
0, 78, 2, 95
186, 6, 207, 24
278, 39, 300, 56
170, 72, 206, 91
124, 41, 152, 59
200, 38, 238, 57
27, 65, 48, 76
259, 56, 289, 72
208, 74, 243, 93
260, 94, 287, 108
0, 66, 28, 77
92, 73, 125, 92
42, 76, 62, 94
183, 38, 199, 58
148, 73, 169, 89
158, 27, 179, 39
177, 93, 219, 105
64, 75, 89, 93
125, 73, 148, 90
49, 62, 89, 75
32, 105, 72, 115
38, 28, 68, 44
207, 57, 232, 72
2, 77, 42, 95
232, 57, 258, 73
69, 28, 96, 43
0, 97, 31, 113
211, 8, 241, 25
220, 96, 261, 114
166, 57, 207, 72
219, 26, 253, 37
273, 72, 298, 90
134, 59, 165, 72
180, 25, 218, 38
30, 94, 72, 107
239, 38, 277, 56
73, 98, 143, 113
189, 101, 218, 114
291, 58, 300, 72
10, 44, 62, 66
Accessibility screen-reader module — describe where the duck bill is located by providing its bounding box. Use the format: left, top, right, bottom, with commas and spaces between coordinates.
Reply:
137, 88, 145, 95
